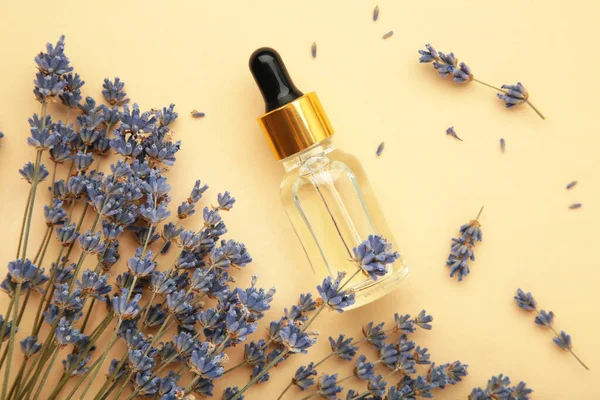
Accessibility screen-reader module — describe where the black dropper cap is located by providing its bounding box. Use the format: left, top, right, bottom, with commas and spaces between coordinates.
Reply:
249, 47, 304, 112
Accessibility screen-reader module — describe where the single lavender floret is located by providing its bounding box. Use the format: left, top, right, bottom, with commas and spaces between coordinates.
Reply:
316, 373, 343, 399
317, 272, 356, 312
329, 334, 358, 360
354, 355, 375, 380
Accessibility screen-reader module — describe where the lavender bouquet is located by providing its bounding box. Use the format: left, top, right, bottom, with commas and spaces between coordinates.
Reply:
0, 36, 462, 400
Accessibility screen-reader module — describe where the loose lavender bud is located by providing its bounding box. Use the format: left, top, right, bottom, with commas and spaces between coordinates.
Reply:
566, 180, 578, 190
311, 42, 317, 58
373, 5, 379, 21
446, 126, 463, 141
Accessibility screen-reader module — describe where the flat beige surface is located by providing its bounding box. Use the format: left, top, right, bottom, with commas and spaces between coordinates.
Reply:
0, 1, 598, 398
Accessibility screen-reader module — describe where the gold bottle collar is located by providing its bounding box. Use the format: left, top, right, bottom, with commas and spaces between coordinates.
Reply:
258, 92, 334, 160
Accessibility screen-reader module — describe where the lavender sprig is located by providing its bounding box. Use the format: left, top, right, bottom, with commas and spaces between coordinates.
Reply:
419, 43, 545, 120
514, 289, 589, 370
446, 206, 483, 281
469, 374, 533, 400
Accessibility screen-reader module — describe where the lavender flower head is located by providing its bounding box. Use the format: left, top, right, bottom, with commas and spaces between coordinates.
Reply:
279, 324, 316, 354
292, 362, 317, 390
352, 235, 400, 280
329, 334, 358, 360
112, 289, 142, 320
316, 272, 356, 312
316, 373, 343, 399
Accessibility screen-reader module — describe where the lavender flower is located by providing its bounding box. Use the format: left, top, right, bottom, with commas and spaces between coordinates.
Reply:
7, 259, 39, 283
316, 272, 356, 312
368, 375, 387, 396
77, 270, 111, 300
112, 289, 142, 320
44, 199, 67, 226
279, 324, 316, 354
553, 331, 573, 350
19, 162, 49, 183
446, 207, 483, 281
534, 310, 555, 327
497, 83, 528, 108
189, 342, 225, 379
446, 126, 463, 141
292, 362, 317, 390
354, 355, 375, 380
223, 387, 243, 400
454, 62, 473, 83
329, 334, 358, 360
102, 77, 129, 106
362, 321, 387, 349
20, 336, 42, 358
514, 289, 537, 311
217, 191, 236, 211
127, 248, 157, 277
316, 373, 343, 399
415, 310, 433, 330
352, 235, 400, 280
393, 314, 415, 333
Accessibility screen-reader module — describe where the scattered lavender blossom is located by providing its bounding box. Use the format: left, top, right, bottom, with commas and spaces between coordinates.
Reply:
446, 126, 462, 141
500, 138, 506, 152
566, 180, 578, 190
191, 109, 205, 118
311, 42, 317, 58
569, 203, 582, 209
373, 5, 379, 21
514, 289, 588, 370
382, 31, 394, 39
376, 142, 385, 156
446, 207, 483, 281
418, 43, 545, 119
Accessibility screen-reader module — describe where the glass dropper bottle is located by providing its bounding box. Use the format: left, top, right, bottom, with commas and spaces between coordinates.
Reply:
249, 47, 408, 309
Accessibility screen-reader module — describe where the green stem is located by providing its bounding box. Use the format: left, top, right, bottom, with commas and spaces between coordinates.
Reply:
45, 313, 114, 400
223, 360, 247, 375
475, 205, 484, 221
276, 382, 293, 400
231, 349, 289, 400
62, 355, 105, 400
80, 297, 97, 334
31, 247, 65, 336
31, 346, 60, 400
93, 353, 127, 400
20, 149, 44, 260
544, 318, 589, 370
233, 269, 362, 400
15, 227, 53, 326
473, 78, 504, 92
99, 375, 124, 400
16, 186, 34, 259
1, 282, 21, 399
526, 100, 546, 120
6, 356, 28, 400
312, 352, 335, 369
76, 320, 123, 400
0, 296, 16, 357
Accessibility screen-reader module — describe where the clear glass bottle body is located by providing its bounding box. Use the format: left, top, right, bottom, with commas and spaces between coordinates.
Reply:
280, 138, 408, 309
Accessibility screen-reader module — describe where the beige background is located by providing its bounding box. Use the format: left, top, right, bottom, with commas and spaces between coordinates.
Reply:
0, 0, 599, 398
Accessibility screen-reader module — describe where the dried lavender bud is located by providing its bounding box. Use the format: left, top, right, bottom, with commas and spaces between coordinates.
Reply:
569, 203, 582, 209
191, 110, 205, 118
102, 77, 129, 106
373, 5, 379, 21
352, 235, 400, 280
316, 272, 356, 312
311, 42, 317, 58
446, 126, 462, 141
566, 180, 578, 190
376, 142, 384, 156
514, 289, 536, 311
317, 374, 343, 399
500, 138, 506, 152
292, 362, 317, 390
382, 31, 393, 39
469, 374, 532, 400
